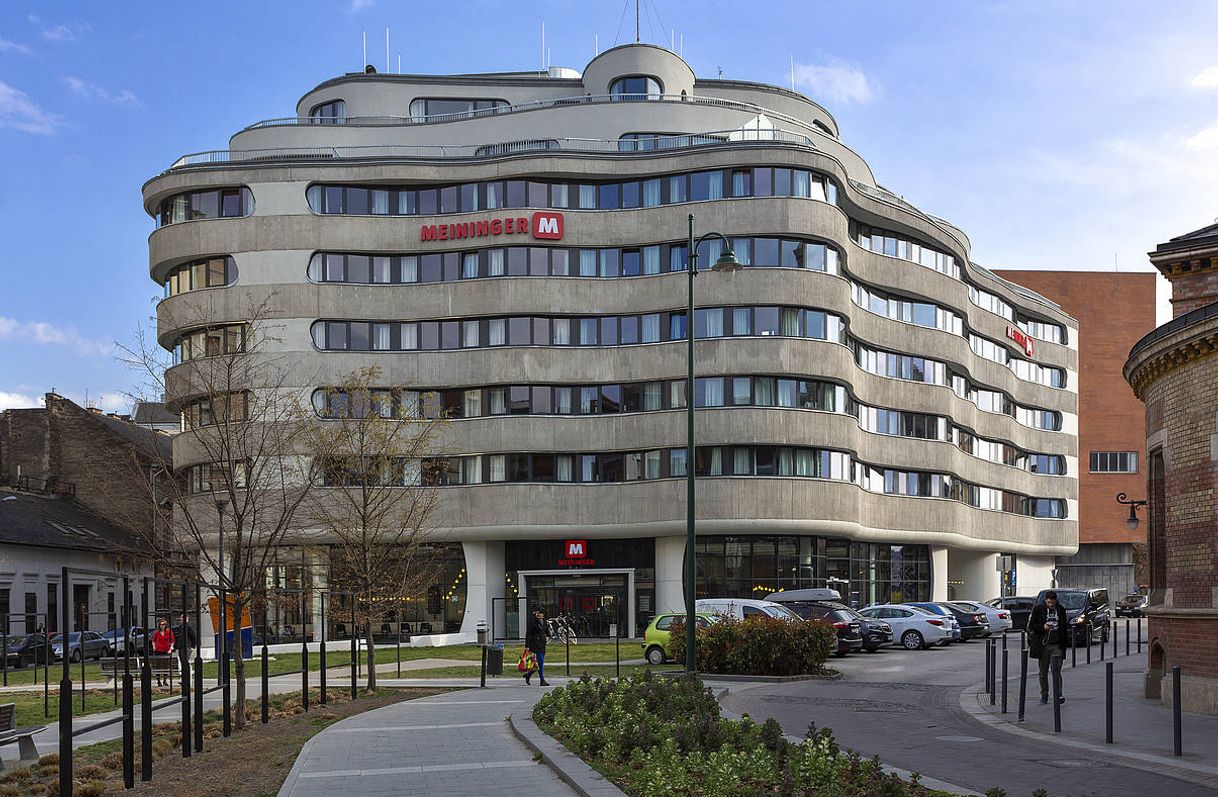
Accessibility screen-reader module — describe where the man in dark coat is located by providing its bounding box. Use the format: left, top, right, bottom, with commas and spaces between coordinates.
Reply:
524, 608, 550, 686
1028, 591, 1069, 704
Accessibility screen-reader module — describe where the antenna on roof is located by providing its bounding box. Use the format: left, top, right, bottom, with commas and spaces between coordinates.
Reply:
595, 33, 599, 56
679, 33, 683, 58
541, 22, 545, 73
635, 0, 640, 42
386, 27, 390, 73
671, 29, 674, 51
790, 55, 795, 90
398, 53, 401, 74
362, 31, 367, 70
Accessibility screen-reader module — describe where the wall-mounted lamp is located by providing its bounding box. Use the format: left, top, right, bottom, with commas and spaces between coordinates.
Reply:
1116, 492, 1148, 531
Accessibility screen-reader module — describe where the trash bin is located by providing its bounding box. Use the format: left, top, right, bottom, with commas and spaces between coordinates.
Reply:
487, 643, 504, 676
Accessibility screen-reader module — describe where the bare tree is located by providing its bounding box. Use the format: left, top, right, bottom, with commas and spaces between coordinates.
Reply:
299, 366, 448, 692
117, 296, 319, 729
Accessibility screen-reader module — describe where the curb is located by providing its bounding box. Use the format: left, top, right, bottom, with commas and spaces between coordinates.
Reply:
660, 670, 843, 683
958, 680, 1218, 790
716, 692, 982, 796
508, 709, 626, 797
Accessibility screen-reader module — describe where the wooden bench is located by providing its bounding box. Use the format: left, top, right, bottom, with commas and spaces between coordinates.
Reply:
0, 702, 45, 767
99, 656, 180, 680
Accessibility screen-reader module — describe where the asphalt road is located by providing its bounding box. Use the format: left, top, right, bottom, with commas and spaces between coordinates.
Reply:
721, 638, 1218, 797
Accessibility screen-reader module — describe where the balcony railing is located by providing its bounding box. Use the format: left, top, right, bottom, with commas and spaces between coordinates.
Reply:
164, 128, 817, 172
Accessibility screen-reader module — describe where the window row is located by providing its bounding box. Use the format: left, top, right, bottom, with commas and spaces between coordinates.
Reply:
163, 256, 237, 298
308, 307, 846, 352
969, 286, 1067, 346
853, 281, 963, 335
156, 188, 253, 228
305, 165, 838, 216
617, 132, 727, 152
172, 324, 246, 364
307, 237, 840, 284
854, 223, 960, 279
180, 392, 251, 431
309, 99, 346, 123
1089, 451, 1138, 473
384, 446, 1067, 519
408, 97, 507, 121
185, 461, 250, 494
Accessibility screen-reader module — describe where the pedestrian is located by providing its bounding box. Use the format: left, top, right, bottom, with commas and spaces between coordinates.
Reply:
173, 613, 198, 662
523, 608, 550, 686
1028, 590, 1068, 705
151, 619, 175, 687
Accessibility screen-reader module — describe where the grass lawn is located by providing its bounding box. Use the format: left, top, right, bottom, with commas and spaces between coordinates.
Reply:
395, 662, 684, 680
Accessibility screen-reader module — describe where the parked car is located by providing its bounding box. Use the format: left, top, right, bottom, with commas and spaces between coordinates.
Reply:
764, 592, 865, 657
641, 612, 716, 665
100, 627, 147, 656
50, 631, 111, 662
987, 596, 1035, 631
920, 606, 989, 643
1034, 589, 1111, 646
694, 598, 803, 623
1115, 594, 1148, 618
2, 633, 52, 668
903, 603, 962, 641
846, 607, 894, 652
858, 604, 953, 650
950, 601, 1013, 635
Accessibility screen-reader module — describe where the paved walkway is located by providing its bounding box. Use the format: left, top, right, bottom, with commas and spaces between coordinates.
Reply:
277, 684, 576, 797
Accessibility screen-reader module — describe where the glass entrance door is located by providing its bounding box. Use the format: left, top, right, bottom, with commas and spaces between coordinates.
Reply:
528, 573, 627, 638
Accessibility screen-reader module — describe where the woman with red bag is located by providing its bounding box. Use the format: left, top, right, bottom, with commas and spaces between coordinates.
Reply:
151, 618, 175, 687
523, 607, 549, 686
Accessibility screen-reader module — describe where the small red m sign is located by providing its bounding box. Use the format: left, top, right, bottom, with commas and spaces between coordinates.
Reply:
565, 539, 586, 558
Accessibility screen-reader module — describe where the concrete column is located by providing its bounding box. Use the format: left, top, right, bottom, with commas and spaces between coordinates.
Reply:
459, 540, 504, 639
655, 536, 686, 614
930, 546, 949, 601
1016, 555, 1056, 595
947, 549, 1001, 601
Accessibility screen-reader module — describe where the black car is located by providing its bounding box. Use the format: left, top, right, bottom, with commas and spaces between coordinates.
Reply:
846, 607, 893, 652
1034, 589, 1111, 646
1115, 594, 1148, 618
767, 596, 865, 656
936, 602, 990, 641
988, 596, 1035, 631
3, 633, 53, 668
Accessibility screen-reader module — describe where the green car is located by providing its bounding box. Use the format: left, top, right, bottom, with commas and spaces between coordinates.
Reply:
642, 612, 716, 665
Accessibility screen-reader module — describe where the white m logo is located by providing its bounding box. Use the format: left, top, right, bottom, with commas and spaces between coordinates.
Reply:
537, 217, 559, 235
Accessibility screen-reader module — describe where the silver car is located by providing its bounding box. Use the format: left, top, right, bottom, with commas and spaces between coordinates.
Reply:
51, 631, 110, 662
949, 600, 1013, 635
858, 604, 954, 650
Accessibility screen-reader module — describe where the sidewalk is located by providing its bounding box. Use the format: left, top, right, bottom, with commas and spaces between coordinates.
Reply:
964, 647, 1218, 789
277, 684, 576, 797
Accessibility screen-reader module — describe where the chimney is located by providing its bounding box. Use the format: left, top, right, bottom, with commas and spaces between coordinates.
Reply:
1150, 222, 1218, 318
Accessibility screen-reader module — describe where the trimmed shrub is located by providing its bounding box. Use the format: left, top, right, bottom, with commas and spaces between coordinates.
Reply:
534, 671, 957, 796
665, 615, 835, 676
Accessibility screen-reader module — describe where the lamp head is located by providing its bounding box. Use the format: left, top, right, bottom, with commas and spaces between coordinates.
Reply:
711, 249, 741, 273
1125, 506, 1140, 531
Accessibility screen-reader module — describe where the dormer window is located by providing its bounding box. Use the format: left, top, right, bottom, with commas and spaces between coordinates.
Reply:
610, 75, 662, 101
309, 99, 346, 124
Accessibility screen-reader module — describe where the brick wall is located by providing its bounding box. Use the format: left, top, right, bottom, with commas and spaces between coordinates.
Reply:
1167, 267, 1218, 318
1151, 617, 1218, 680
0, 408, 51, 486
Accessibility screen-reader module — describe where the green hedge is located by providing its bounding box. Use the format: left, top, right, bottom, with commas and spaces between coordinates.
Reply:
664, 615, 835, 676
533, 672, 958, 797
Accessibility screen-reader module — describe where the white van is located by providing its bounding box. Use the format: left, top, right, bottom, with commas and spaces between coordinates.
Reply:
694, 598, 802, 621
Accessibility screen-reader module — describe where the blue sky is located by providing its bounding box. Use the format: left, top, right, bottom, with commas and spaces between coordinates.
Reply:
2, 1, 1216, 412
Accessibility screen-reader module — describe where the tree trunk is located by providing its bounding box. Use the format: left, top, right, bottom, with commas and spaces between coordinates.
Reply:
365, 625, 377, 693
233, 632, 246, 730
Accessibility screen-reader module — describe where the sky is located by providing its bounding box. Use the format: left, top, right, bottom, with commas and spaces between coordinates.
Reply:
2, 0, 1216, 413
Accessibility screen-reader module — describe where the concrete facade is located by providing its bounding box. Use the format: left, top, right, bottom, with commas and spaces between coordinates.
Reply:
144, 45, 1078, 638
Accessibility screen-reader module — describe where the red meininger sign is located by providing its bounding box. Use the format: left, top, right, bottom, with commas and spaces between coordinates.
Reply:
420, 211, 564, 242
1005, 325, 1035, 358
559, 539, 595, 567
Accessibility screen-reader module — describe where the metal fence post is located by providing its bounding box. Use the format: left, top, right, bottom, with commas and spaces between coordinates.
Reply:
1125, 619, 1130, 657
1173, 665, 1183, 756
1052, 654, 1062, 733
1086, 627, 1092, 665
1001, 636, 1009, 714
1017, 649, 1028, 722
1101, 622, 1106, 661
319, 593, 328, 706
59, 568, 73, 797
989, 639, 996, 707
261, 641, 269, 724
396, 616, 401, 679
350, 602, 357, 701
1137, 617, 1143, 654
181, 584, 191, 758
122, 579, 134, 789
140, 578, 152, 782
565, 631, 570, 677
1071, 633, 1077, 668
1105, 662, 1114, 743
194, 586, 204, 752
301, 597, 310, 712
985, 638, 993, 696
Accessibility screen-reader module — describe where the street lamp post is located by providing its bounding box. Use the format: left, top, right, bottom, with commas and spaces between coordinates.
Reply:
1116, 492, 1148, 531
685, 213, 741, 673
215, 500, 228, 685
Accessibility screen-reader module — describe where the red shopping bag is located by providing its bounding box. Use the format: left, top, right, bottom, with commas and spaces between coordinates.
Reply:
517, 650, 538, 672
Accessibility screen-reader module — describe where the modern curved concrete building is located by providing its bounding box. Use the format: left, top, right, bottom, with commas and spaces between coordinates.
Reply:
144, 44, 1078, 640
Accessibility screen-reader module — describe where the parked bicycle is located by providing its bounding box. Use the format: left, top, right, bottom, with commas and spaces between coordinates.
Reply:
547, 614, 578, 644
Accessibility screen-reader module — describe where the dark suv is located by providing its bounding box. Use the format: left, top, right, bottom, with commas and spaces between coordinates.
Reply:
1034, 589, 1111, 646
988, 596, 1034, 631
768, 597, 865, 656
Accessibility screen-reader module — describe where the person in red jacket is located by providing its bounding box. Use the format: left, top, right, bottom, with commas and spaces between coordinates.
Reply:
151, 619, 175, 687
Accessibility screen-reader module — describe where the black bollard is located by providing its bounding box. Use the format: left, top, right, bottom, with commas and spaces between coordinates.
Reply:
616, 633, 620, 678
1125, 619, 1130, 657
566, 630, 571, 677
1001, 644, 1009, 714
140, 582, 152, 782
320, 639, 328, 706
985, 638, 993, 696
1105, 662, 1114, 743
1017, 649, 1028, 722
480, 645, 487, 689
1137, 617, 1142, 654
989, 639, 997, 706
1101, 623, 1106, 661
1173, 665, 1183, 756
1072, 633, 1077, 668
302, 636, 310, 712
1086, 626, 1092, 664
1052, 654, 1062, 733
1112, 620, 1117, 658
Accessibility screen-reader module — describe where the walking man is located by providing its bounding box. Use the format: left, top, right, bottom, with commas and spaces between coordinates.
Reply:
174, 613, 198, 673
1028, 590, 1068, 705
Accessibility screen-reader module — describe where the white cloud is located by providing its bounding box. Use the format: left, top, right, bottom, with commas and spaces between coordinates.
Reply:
792, 57, 873, 105
0, 391, 39, 411
0, 36, 30, 54
349, 0, 374, 11
64, 76, 140, 107
29, 15, 88, 43
1189, 66, 1218, 90
1184, 122, 1218, 151
0, 317, 115, 358
0, 80, 60, 134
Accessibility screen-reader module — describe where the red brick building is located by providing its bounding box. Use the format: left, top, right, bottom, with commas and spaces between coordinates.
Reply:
1124, 222, 1218, 712
998, 270, 1156, 596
